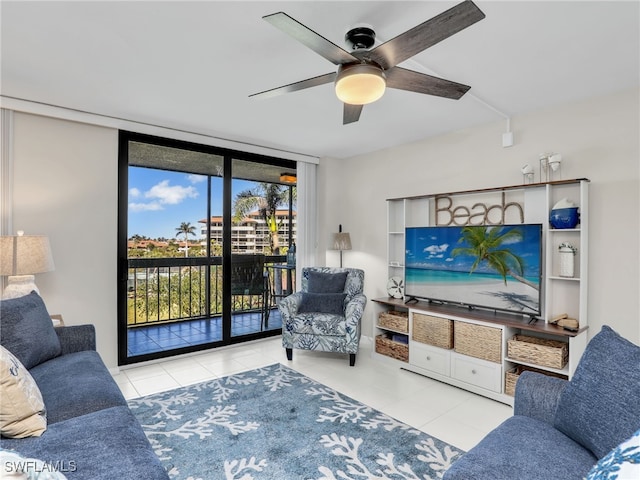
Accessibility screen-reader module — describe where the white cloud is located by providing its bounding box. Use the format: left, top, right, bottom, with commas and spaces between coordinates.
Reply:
145, 180, 198, 205
129, 201, 163, 212
129, 187, 141, 198
187, 174, 207, 184
424, 243, 449, 256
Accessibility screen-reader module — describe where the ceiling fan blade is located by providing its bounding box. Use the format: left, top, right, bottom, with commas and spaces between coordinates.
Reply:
368, 0, 485, 70
343, 104, 363, 125
263, 12, 358, 65
250, 72, 337, 99
385, 67, 470, 99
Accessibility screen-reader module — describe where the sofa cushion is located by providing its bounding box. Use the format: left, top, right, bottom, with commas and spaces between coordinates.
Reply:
298, 292, 346, 315
0, 292, 61, 369
554, 325, 640, 459
307, 271, 348, 293
0, 406, 170, 480
0, 346, 47, 438
29, 351, 127, 424
444, 415, 597, 480
586, 428, 640, 480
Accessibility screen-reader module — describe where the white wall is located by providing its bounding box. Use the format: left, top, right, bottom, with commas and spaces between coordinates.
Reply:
319, 87, 640, 345
6, 88, 639, 372
10, 113, 119, 368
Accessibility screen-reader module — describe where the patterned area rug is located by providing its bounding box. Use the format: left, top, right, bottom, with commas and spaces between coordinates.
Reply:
128, 363, 464, 480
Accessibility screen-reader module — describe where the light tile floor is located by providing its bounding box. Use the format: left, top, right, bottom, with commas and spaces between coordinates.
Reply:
113, 336, 513, 451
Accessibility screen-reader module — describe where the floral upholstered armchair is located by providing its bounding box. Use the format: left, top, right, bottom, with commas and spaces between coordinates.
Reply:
278, 267, 366, 366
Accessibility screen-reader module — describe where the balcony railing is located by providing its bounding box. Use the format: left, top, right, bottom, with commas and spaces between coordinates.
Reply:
127, 255, 290, 327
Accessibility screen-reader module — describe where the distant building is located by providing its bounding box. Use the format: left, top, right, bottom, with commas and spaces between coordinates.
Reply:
127, 239, 170, 250
199, 210, 296, 253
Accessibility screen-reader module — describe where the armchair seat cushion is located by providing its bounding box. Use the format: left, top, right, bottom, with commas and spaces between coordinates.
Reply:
291, 313, 346, 336
445, 415, 597, 480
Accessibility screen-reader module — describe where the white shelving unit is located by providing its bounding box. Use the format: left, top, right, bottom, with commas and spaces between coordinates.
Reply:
386, 197, 430, 284
375, 179, 590, 405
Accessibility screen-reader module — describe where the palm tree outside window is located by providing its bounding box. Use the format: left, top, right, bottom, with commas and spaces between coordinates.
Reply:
175, 221, 196, 257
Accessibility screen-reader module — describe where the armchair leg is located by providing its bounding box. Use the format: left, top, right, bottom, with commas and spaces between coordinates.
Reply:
349, 354, 356, 367
286, 348, 293, 361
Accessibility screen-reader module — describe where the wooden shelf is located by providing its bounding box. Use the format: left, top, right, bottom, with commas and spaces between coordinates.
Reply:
386, 178, 590, 202
505, 357, 570, 377
372, 298, 587, 338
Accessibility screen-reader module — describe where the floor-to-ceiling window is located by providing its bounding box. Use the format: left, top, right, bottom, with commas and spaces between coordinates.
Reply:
118, 132, 297, 365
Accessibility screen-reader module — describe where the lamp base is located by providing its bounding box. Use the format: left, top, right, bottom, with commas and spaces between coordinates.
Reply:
2, 275, 39, 299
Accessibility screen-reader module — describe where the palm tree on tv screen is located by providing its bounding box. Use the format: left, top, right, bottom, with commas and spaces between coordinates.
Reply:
451, 226, 538, 290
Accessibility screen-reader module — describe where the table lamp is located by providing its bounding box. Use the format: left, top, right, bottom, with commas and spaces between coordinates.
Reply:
0, 231, 55, 299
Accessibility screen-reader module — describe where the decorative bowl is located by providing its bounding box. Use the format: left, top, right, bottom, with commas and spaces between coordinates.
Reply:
550, 207, 580, 229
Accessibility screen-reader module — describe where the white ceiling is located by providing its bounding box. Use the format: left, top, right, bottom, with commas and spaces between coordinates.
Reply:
1, 1, 638, 159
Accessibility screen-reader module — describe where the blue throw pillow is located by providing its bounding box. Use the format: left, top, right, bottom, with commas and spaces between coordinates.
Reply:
554, 326, 640, 459
586, 428, 640, 480
307, 271, 348, 294
0, 292, 62, 369
298, 293, 346, 315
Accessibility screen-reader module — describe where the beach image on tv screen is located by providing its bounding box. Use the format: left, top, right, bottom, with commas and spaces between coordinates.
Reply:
405, 224, 542, 315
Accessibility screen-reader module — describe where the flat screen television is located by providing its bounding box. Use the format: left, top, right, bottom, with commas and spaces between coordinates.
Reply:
405, 224, 542, 316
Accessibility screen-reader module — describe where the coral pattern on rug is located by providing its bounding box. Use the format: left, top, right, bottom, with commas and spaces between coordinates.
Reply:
128, 364, 463, 480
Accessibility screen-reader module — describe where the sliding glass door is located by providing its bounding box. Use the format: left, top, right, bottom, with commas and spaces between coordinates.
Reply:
118, 132, 296, 365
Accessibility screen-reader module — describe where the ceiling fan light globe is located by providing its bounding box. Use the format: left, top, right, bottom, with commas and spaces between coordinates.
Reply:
335, 64, 386, 105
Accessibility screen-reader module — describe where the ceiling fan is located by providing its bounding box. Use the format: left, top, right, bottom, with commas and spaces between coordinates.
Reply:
250, 0, 485, 125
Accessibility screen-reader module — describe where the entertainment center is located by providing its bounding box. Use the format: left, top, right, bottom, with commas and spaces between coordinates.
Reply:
373, 179, 589, 406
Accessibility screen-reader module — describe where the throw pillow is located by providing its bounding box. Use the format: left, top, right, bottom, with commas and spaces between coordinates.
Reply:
0, 345, 47, 438
554, 325, 640, 459
585, 428, 640, 480
298, 293, 346, 315
307, 271, 348, 294
0, 291, 62, 369
0, 448, 68, 479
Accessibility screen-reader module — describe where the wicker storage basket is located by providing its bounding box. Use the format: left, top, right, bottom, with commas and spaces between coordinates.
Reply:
454, 321, 502, 363
412, 313, 454, 349
507, 335, 568, 369
375, 334, 409, 362
378, 310, 409, 333
505, 365, 568, 396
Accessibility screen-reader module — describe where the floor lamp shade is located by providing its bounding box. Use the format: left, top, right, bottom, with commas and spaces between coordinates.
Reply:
0, 234, 55, 299
332, 232, 352, 251
332, 227, 352, 268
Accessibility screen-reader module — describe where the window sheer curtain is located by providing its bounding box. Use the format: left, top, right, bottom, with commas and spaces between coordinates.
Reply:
294, 161, 317, 289
0, 109, 14, 292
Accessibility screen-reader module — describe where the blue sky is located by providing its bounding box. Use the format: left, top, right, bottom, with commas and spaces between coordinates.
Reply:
128, 167, 256, 239
405, 225, 542, 276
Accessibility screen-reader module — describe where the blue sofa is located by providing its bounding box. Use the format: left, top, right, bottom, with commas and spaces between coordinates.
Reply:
444, 325, 640, 480
1, 292, 169, 479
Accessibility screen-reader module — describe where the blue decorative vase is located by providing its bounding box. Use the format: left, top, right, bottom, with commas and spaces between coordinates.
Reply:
549, 207, 580, 229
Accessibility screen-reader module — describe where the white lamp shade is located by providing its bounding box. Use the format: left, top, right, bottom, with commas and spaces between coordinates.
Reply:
335, 64, 386, 105
0, 235, 55, 276
332, 232, 352, 251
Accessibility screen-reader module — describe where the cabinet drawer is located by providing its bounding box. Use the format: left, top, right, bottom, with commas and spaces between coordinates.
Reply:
410, 342, 450, 375
451, 353, 502, 392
